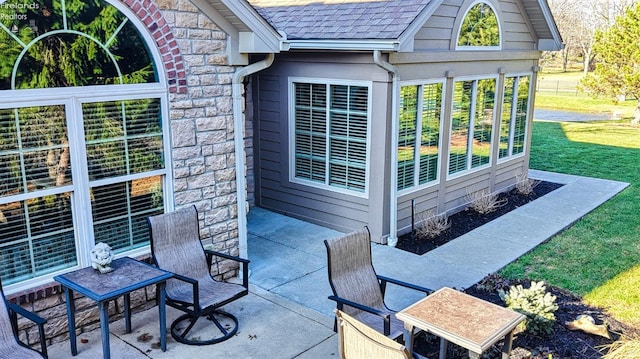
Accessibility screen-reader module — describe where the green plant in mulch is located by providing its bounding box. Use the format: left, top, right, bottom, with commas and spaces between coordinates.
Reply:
500, 281, 559, 336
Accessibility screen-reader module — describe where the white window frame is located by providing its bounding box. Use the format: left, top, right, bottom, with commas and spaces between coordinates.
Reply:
288, 77, 372, 198
0, 84, 173, 294
0, 0, 173, 294
455, 0, 502, 51
397, 79, 446, 194
497, 72, 533, 163
447, 74, 499, 179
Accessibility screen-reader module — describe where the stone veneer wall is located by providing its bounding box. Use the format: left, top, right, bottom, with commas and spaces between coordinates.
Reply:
7, 0, 244, 349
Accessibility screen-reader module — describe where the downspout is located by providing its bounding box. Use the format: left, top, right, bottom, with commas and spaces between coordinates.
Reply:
232, 53, 275, 262
373, 50, 400, 247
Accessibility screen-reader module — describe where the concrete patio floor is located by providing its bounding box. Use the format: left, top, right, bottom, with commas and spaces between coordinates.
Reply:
45, 170, 628, 358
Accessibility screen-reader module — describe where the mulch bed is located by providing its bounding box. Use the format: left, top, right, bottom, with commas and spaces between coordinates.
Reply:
412, 274, 639, 358
393, 182, 639, 357
396, 181, 564, 255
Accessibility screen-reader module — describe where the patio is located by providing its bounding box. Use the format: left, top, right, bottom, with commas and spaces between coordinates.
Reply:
44, 170, 627, 358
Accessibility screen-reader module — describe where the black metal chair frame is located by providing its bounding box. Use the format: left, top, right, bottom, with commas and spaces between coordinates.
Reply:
1, 279, 48, 358
148, 206, 249, 346
164, 252, 248, 345
325, 227, 434, 337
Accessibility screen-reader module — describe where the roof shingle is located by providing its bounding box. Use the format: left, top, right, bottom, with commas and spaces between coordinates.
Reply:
247, 0, 433, 40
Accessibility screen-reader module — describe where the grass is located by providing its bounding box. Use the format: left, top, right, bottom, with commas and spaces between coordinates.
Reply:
535, 93, 637, 118
499, 120, 640, 326
535, 71, 637, 118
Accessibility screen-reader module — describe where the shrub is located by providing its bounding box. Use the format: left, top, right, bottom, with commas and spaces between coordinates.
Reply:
416, 210, 451, 239
466, 189, 507, 214
515, 172, 540, 195
499, 281, 558, 336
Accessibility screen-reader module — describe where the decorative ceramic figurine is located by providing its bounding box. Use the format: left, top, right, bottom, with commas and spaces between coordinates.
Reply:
91, 242, 115, 273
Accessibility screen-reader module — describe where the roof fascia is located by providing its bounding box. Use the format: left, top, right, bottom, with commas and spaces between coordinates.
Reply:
191, 0, 282, 65
220, 0, 282, 52
535, 0, 564, 50
397, 0, 446, 52
190, 0, 247, 64
282, 39, 399, 52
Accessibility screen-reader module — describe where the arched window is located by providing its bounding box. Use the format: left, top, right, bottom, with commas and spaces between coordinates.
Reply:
0, 0, 170, 290
456, 1, 501, 49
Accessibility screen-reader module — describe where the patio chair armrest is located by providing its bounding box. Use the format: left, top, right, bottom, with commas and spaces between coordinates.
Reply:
328, 295, 393, 336
204, 249, 250, 265
8, 303, 48, 358
8, 303, 46, 326
204, 250, 250, 288
376, 275, 433, 297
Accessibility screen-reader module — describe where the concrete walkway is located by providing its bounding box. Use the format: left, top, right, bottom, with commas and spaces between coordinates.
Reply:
45, 170, 628, 358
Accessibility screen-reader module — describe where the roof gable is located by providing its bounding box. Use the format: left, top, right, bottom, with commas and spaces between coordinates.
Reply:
197, 0, 562, 53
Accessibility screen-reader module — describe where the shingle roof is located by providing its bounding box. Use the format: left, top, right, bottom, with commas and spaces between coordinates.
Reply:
246, 0, 433, 40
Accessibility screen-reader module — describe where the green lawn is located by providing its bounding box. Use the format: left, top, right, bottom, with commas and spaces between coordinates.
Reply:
500, 120, 640, 326
535, 71, 637, 118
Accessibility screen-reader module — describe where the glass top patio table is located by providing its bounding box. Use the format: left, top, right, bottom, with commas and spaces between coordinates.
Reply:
54, 257, 173, 359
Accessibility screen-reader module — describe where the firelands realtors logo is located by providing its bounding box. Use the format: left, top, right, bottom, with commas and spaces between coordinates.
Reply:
0, 1, 39, 21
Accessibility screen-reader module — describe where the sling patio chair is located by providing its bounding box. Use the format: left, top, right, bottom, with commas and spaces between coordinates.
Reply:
335, 309, 415, 359
0, 279, 48, 358
325, 227, 433, 340
147, 205, 249, 345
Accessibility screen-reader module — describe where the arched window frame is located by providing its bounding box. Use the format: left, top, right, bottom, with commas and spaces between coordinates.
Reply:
0, 0, 173, 294
454, 0, 503, 51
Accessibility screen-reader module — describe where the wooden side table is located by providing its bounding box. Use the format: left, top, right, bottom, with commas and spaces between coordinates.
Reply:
396, 287, 525, 359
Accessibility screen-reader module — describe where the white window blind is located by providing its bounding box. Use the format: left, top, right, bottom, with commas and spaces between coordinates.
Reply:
449, 77, 496, 175
293, 82, 369, 193
398, 82, 443, 191
499, 75, 531, 159
0, 106, 76, 283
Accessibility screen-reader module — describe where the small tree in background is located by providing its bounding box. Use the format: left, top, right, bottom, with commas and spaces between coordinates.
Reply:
580, 3, 640, 124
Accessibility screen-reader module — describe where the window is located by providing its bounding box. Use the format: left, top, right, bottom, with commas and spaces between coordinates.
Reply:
292, 80, 369, 193
499, 75, 531, 159
449, 77, 497, 175
0, 0, 168, 287
398, 82, 444, 191
457, 2, 501, 49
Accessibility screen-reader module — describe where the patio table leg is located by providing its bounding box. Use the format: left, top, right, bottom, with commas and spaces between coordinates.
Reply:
403, 325, 415, 355
158, 282, 167, 351
63, 287, 77, 356
501, 330, 515, 359
124, 294, 132, 333
98, 301, 111, 359
439, 338, 448, 359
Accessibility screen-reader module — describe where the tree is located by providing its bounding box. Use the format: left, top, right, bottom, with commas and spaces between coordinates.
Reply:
544, 0, 638, 72
581, 3, 640, 124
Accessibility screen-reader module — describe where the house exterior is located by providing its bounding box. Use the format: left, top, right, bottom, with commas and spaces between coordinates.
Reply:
0, 0, 560, 347
249, 0, 563, 243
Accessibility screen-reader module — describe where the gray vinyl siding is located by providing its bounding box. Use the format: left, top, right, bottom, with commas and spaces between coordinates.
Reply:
253, 53, 391, 240
414, 0, 460, 50
414, 0, 536, 51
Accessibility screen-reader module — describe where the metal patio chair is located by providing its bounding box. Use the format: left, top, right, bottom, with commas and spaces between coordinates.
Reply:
147, 206, 249, 345
325, 227, 433, 340
335, 309, 413, 359
0, 279, 48, 358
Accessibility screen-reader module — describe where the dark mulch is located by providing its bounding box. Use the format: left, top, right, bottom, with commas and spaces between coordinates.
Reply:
412, 274, 639, 358
393, 182, 638, 357
397, 181, 564, 255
